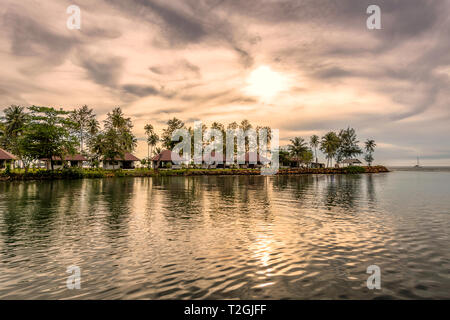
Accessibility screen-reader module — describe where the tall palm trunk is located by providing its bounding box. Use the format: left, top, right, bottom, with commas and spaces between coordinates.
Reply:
315, 147, 318, 163
147, 143, 150, 169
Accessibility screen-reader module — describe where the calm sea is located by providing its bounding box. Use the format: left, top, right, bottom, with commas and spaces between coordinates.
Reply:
0, 170, 449, 299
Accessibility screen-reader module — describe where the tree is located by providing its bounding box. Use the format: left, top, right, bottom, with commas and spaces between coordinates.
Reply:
364, 153, 374, 166
88, 133, 105, 167
211, 122, 226, 154
239, 119, 253, 152
239, 119, 252, 132
309, 134, 319, 164
144, 123, 159, 168
364, 139, 376, 166
320, 132, 341, 168
161, 117, 185, 150
0, 105, 30, 168
336, 127, 362, 165
278, 148, 291, 167
153, 146, 162, 156
365, 139, 376, 154
211, 122, 224, 132
301, 149, 314, 167
256, 126, 272, 152
23, 106, 78, 170
101, 107, 137, 168
288, 137, 309, 167
227, 121, 238, 130
69, 105, 99, 153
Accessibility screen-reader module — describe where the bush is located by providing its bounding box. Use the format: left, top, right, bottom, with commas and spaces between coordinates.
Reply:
344, 166, 366, 174
113, 169, 125, 177
5, 163, 11, 175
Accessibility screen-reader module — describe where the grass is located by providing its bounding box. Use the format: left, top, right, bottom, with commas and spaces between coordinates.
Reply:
0, 165, 389, 181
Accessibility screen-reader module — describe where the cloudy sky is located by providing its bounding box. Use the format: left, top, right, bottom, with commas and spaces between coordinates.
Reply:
1, 0, 449, 165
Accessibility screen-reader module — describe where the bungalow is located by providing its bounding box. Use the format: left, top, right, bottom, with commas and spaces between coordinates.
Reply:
151, 150, 185, 169
102, 153, 140, 169
243, 152, 270, 169
288, 157, 325, 168
341, 159, 362, 167
310, 162, 325, 169
288, 157, 304, 168
203, 151, 227, 168
0, 148, 17, 169
41, 154, 88, 170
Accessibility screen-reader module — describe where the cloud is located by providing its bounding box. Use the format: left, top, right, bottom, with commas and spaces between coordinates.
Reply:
149, 59, 201, 78
1, 0, 450, 164
77, 53, 125, 88
121, 84, 160, 97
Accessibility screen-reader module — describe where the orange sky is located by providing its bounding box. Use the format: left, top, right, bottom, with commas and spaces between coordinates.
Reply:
1, 0, 450, 165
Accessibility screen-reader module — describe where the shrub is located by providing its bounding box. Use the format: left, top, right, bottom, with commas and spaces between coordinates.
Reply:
5, 163, 11, 175
344, 166, 366, 174
114, 169, 125, 177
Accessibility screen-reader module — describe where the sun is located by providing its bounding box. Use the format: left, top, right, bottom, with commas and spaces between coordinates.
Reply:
244, 66, 289, 102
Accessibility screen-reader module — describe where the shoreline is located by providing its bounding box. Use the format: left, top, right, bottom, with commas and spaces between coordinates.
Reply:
0, 166, 389, 181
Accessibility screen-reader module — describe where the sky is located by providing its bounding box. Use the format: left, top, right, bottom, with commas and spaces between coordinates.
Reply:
1, 0, 449, 166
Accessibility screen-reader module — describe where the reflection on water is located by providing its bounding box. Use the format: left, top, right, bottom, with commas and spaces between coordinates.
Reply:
0, 172, 449, 299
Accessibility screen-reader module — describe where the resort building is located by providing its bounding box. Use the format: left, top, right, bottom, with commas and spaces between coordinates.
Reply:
310, 162, 325, 169
41, 154, 88, 170
0, 148, 16, 169
151, 150, 185, 169
203, 151, 227, 168
243, 152, 270, 168
151, 149, 272, 169
341, 159, 362, 167
102, 153, 140, 169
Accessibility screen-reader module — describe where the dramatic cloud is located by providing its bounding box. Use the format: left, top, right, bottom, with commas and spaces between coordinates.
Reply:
1, 0, 449, 165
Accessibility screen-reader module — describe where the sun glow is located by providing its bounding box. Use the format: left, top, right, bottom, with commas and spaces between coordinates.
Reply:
244, 66, 289, 102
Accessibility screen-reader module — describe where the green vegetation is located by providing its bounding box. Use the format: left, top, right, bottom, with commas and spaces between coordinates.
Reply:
364, 139, 377, 166
1, 103, 380, 176
0, 105, 137, 171
0, 165, 389, 181
343, 166, 366, 174
69, 105, 99, 153
309, 134, 319, 164
144, 123, 159, 168
24, 106, 79, 171
289, 127, 376, 168
320, 131, 341, 167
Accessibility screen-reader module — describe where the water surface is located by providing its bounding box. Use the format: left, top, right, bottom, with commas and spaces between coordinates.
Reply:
0, 171, 449, 299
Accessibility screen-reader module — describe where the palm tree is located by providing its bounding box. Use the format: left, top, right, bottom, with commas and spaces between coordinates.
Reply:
320, 132, 341, 167
365, 139, 376, 154
364, 139, 376, 166
153, 146, 162, 156
337, 127, 362, 163
309, 134, 319, 164
1, 105, 29, 163
70, 105, 98, 153
288, 137, 309, 167
144, 124, 159, 168
147, 134, 159, 167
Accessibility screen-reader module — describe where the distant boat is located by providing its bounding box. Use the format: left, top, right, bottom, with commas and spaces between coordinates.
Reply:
414, 156, 422, 168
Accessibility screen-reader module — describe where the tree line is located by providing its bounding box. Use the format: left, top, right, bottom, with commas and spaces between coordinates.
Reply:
1, 104, 376, 171
0, 105, 136, 170
284, 128, 376, 167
